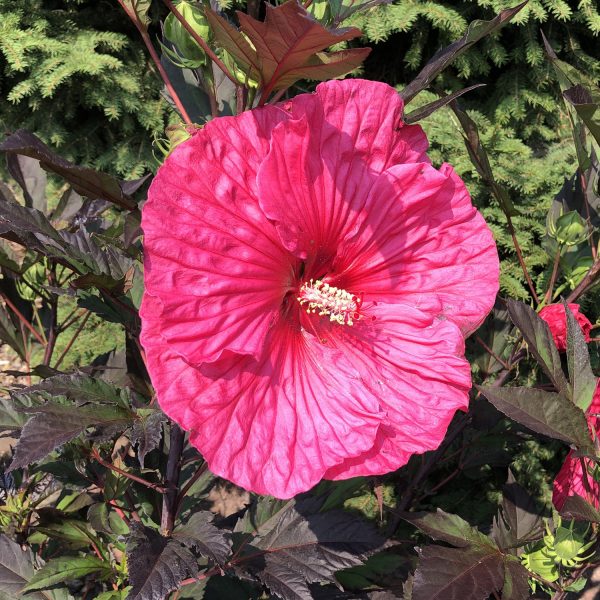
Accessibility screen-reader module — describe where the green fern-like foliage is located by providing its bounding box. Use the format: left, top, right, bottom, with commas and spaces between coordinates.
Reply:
358, 0, 600, 142
0, 0, 170, 177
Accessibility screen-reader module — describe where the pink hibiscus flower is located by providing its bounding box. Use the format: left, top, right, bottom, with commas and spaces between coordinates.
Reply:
553, 382, 600, 510
140, 79, 499, 498
539, 303, 592, 352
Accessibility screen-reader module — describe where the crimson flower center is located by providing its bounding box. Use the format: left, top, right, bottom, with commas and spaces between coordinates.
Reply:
297, 279, 362, 326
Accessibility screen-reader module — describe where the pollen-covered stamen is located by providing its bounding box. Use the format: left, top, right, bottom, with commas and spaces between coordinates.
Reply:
297, 279, 362, 326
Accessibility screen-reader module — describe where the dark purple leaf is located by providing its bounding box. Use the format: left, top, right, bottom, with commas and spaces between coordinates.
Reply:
505, 299, 570, 398
6, 154, 47, 213
565, 304, 597, 411
0, 534, 54, 600
477, 386, 593, 453
560, 495, 600, 522
404, 84, 485, 124
173, 511, 232, 565
126, 524, 199, 600
130, 410, 166, 468
563, 84, 600, 146
8, 403, 134, 471
491, 471, 543, 550
0, 130, 137, 210
412, 545, 504, 600
254, 503, 384, 600
501, 556, 530, 600
450, 104, 517, 217
400, 2, 527, 104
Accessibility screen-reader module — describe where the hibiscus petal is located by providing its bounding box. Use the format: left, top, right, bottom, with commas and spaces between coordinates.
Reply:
141, 293, 384, 499
553, 451, 600, 510
290, 78, 430, 170
257, 112, 378, 268
334, 162, 499, 335
320, 303, 472, 480
143, 107, 295, 365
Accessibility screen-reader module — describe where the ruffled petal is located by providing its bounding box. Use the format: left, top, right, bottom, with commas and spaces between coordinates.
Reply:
257, 113, 377, 268
290, 79, 430, 170
333, 162, 499, 335
141, 293, 384, 499
142, 106, 294, 365
319, 303, 472, 479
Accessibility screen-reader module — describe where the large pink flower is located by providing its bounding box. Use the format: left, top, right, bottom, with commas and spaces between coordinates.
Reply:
553, 382, 600, 511
140, 79, 499, 498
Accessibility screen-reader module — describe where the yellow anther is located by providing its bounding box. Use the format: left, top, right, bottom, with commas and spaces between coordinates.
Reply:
297, 279, 362, 326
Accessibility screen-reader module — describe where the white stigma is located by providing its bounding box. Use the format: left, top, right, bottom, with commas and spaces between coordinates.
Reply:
297, 279, 362, 326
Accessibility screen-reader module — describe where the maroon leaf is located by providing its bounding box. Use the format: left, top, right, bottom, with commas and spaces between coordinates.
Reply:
412, 545, 504, 600
206, 0, 370, 100
505, 299, 570, 398
404, 84, 485, 124
0, 130, 137, 210
400, 1, 527, 104
477, 386, 594, 454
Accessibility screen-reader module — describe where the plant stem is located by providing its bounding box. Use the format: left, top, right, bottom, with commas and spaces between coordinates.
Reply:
0, 292, 46, 346
474, 335, 510, 370
544, 245, 562, 305
175, 461, 207, 515
162, 0, 239, 86
505, 215, 539, 304
117, 0, 193, 124
91, 448, 167, 493
161, 423, 185, 535
54, 311, 91, 369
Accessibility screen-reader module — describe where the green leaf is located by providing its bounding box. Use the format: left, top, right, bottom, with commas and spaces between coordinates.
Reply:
506, 300, 570, 397
402, 509, 491, 548
0, 131, 136, 210
565, 304, 597, 411
400, 2, 527, 104
23, 557, 112, 592
478, 386, 594, 453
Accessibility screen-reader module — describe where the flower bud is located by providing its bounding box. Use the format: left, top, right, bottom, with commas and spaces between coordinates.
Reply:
164, 1, 211, 67
548, 210, 589, 247
222, 41, 259, 89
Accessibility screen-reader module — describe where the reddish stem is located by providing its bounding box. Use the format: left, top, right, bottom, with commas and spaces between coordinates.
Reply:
91, 448, 167, 493
0, 291, 45, 345
117, 0, 192, 124
54, 311, 91, 369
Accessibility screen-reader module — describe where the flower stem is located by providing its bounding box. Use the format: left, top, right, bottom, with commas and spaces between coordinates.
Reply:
117, 0, 193, 124
161, 423, 185, 535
